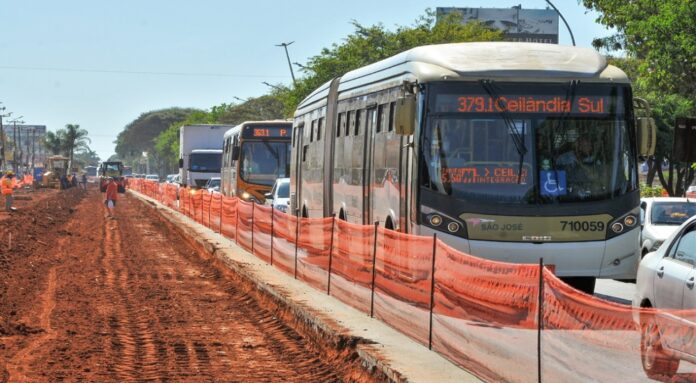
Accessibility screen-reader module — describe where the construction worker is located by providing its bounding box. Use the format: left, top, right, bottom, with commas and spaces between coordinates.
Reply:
2, 171, 18, 212
23, 173, 33, 188
105, 177, 119, 218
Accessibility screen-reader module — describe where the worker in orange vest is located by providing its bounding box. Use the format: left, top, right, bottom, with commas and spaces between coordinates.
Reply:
2, 171, 19, 212
23, 173, 33, 188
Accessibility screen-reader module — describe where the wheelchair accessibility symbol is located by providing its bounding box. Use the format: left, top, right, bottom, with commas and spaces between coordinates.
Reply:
540, 170, 567, 196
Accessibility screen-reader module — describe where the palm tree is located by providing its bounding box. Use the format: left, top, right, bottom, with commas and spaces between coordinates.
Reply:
63, 124, 91, 170
44, 130, 66, 155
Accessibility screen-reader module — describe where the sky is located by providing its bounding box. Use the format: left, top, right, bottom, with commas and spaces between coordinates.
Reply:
0, 0, 614, 161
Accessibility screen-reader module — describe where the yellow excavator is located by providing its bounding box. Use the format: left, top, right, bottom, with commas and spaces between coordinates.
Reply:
40, 155, 70, 188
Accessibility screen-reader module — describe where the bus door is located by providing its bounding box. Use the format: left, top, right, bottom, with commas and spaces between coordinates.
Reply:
292, 123, 305, 216
363, 107, 377, 224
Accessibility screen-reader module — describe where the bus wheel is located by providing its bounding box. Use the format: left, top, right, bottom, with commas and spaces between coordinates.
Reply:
561, 277, 596, 295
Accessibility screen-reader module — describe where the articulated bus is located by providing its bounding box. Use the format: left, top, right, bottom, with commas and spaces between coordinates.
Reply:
290, 42, 656, 293
221, 120, 292, 203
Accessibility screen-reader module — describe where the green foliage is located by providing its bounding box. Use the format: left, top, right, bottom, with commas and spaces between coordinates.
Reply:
152, 95, 287, 173
640, 184, 665, 198
63, 124, 91, 169
72, 148, 100, 168
583, 0, 696, 98
274, 9, 503, 114
115, 108, 198, 163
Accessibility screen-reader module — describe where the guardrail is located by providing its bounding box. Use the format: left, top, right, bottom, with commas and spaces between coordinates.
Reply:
128, 179, 695, 382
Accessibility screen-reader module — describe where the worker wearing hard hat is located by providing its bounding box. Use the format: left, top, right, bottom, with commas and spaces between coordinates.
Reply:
1, 171, 19, 212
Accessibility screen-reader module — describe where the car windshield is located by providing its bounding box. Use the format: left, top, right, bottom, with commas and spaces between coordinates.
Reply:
422, 82, 636, 205
190, 153, 221, 173
651, 202, 696, 225
240, 141, 290, 186
276, 181, 289, 198
208, 179, 220, 188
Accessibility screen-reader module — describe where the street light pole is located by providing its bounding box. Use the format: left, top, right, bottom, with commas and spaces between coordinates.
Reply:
545, 0, 576, 46
275, 41, 297, 86
9, 116, 23, 173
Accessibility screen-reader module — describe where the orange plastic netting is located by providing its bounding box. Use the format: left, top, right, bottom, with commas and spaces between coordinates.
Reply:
270, 209, 297, 276
220, 196, 238, 240
236, 200, 253, 252
328, 219, 375, 314
252, 204, 273, 263
295, 216, 333, 291
209, 193, 222, 233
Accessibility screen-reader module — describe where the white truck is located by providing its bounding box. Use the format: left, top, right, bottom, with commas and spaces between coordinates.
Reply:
179, 124, 231, 188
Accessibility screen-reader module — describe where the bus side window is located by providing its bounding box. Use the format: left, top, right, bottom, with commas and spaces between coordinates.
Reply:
345, 112, 351, 136
355, 110, 362, 136
376, 105, 384, 133
388, 101, 396, 132
317, 117, 323, 141
310, 120, 316, 142
337, 113, 344, 138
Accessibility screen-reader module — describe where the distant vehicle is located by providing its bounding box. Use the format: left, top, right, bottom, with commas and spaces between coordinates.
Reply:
98, 161, 125, 193
145, 174, 160, 182
123, 166, 133, 176
687, 185, 696, 198
634, 215, 696, 379
85, 165, 98, 183
205, 177, 221, 193
221, 120, 291, 203
40, 155, 70, 189
640, 198, 696, 257
265, 178, 290, 213
179, 124, 230, 188
165, 174, 177, 183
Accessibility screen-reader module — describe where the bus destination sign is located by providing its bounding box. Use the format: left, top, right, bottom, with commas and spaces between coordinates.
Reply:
442, 165, 530, 185
243, 125, 291, 139
437, 95, 612, 115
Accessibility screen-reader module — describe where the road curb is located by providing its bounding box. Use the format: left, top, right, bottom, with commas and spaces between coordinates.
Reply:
128, 190, 482, 383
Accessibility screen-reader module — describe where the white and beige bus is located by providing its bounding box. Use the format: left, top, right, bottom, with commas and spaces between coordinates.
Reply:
290, 42, 655, 293
221, 120, 292, 203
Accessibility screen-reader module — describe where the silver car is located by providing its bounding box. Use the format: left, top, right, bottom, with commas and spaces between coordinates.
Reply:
264, 178, 290, 213
634, 215, 696, 378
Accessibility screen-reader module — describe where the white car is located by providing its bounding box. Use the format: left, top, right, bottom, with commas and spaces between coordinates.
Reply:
205, 177, 221, 193
640, 198, 696, 257
687, 185, 696, 198
264, 178, 290, 213
634, 215, 696, 378
145, 174, 160, 182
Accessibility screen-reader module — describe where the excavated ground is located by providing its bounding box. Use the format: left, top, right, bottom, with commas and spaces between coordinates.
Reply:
0, 187, 381, 382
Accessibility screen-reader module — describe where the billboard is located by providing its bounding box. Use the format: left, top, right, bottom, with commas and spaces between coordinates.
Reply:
437, 7, 559, 44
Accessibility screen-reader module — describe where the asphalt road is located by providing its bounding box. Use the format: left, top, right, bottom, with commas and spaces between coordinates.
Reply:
595, 278, 636, 305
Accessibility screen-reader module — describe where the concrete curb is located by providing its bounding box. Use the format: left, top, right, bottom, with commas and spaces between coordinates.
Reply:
129, 191, 482, 383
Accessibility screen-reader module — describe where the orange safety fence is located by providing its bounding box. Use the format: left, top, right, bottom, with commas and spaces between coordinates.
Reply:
201, 190, 212, 228
372, 228, 434, 345
210, 193, 222, 233
236, 200, 253, 252
295, 216, 333, 291
328, 219, 375, 314
252, 203, 273, 263
220, 196, 238, 240
431, 240, 541, 383
128, 186, 696, 383
270, 209, 297, 276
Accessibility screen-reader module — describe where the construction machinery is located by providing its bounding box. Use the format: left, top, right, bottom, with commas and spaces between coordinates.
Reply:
40, 155, 70, 188
99, 161, 126, 193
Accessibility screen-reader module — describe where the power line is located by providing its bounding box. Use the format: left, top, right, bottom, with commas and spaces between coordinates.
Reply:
0, 65, 289, 79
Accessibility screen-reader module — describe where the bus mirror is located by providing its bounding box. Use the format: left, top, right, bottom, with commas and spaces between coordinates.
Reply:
637, 117, 657, 156
178, 158, 184, 169
231, 146, 240, 161
394, 94, 416, 135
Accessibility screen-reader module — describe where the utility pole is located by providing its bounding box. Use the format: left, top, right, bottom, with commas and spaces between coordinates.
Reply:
9, 117, 24, 174
0, 104, 8, 171
275, 41, 297, 86
545, 0, 576, 46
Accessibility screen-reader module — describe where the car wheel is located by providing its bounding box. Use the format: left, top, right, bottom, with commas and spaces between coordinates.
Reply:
640, 312, 679, 379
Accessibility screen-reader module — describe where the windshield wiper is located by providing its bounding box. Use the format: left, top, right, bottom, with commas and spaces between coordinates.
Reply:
479, 79, 527, 184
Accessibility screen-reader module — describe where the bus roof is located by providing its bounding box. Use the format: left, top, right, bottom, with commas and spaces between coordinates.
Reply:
297, 42, 628, 114
223, 120, 292, 139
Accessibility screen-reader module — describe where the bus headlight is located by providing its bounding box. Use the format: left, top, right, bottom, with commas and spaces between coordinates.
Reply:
422, 207, 468, 239
606, 211, 638, 239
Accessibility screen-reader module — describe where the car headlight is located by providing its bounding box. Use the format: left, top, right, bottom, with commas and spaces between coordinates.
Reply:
276, 205, 288, 213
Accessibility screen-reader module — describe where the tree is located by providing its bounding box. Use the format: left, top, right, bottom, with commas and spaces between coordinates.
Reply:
43, 130, 66, 155
275, 9, 504, 114
588, 2, 696, 195
63, 124, 91, 170
582, 1, 696, 97
72, 147, 100, 168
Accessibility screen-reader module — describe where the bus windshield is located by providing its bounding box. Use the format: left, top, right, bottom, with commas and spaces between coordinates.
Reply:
422, 82, 637, 205
189, 153, 221, 173
240, 141, 290, 186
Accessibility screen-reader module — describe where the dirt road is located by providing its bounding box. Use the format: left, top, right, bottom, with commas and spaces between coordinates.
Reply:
0, 188, 377, 382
